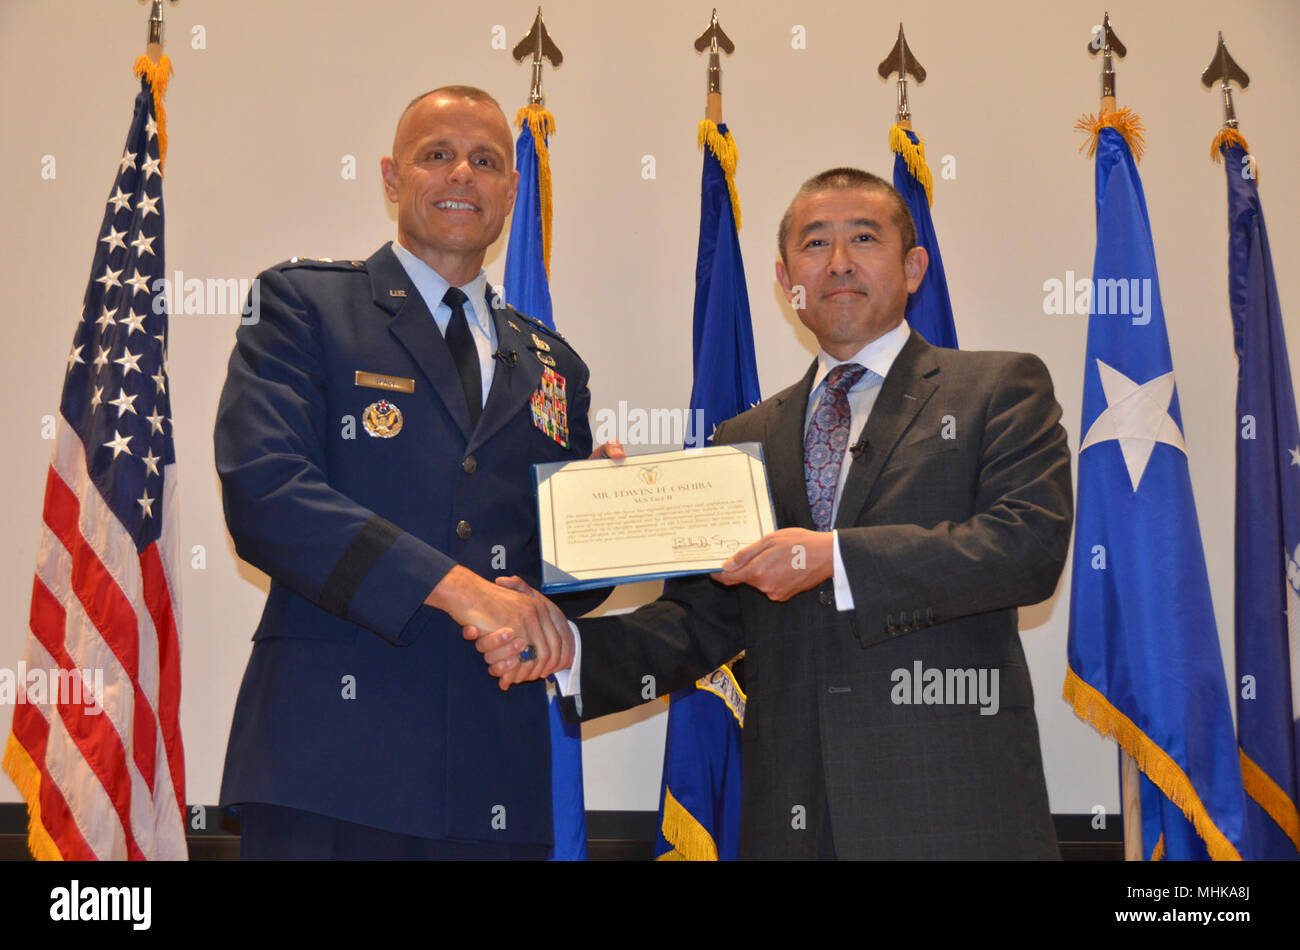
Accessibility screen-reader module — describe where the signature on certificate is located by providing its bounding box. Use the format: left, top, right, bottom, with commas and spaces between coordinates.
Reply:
671, 535, 742, 556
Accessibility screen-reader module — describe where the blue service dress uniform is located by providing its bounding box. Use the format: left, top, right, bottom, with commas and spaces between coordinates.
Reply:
214, 242, 597, 848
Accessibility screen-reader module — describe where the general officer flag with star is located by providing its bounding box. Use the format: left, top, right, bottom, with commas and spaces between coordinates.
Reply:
1063, 120, 1248, 860
1219, 131, 1300, 859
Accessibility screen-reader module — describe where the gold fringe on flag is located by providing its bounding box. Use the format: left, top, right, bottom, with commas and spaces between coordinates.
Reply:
1240, 748, 1300, 851
1150, 833, 1166, 861
888, 124, 934, 207
654, 786, 720, 861
3, 733, 63, 861
514, 105, 555, 278
1210, 127, 1259, 181
1062, 666, 1243, 860
698, 119, 742, 229
1074, 107, 1146, 163
132, 54, 174, 173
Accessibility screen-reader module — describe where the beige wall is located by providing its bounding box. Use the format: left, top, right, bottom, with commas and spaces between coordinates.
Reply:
2, 0, 1298, 818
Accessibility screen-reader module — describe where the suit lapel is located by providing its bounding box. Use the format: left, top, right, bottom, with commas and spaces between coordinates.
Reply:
765, 361, 819, 530
369, 244, 475, 440
833, 329, 939, 529
467, 299, 544, 455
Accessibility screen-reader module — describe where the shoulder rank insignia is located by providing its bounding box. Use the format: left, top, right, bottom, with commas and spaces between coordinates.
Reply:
362, 399, 403, 438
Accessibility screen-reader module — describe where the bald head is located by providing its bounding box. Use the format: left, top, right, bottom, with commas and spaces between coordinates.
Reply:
380, 85, 519, 285
392, 85, 513, 169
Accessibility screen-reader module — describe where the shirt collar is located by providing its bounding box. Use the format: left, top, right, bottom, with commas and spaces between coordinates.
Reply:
810, 320, 912, 396
389, 240, 493, 336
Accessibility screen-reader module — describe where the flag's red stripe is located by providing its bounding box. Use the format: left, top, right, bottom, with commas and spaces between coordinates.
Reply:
43, 467, 160, 798
140, 543, 186, 821
9, 699, 96, 861
29, 571, 143, 860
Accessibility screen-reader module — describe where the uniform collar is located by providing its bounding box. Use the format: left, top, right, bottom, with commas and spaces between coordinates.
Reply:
389, 240, 493, 336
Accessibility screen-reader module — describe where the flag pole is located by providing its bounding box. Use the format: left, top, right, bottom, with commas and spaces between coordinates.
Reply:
143, 1, 177, 66
694, 9, 732, 124
1087, 11, 1142, 860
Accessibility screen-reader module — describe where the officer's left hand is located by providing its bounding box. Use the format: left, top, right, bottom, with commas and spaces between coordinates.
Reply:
589, 439, 626, 461
712, 528, 834, 603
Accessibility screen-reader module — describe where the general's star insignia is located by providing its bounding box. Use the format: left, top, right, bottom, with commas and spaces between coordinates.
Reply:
1079, 359, 1187, 492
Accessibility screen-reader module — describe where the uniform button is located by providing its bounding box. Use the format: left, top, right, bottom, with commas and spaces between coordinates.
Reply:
462, 454, 477, 473
818, 590, 834, 606
456, 520, 471, 540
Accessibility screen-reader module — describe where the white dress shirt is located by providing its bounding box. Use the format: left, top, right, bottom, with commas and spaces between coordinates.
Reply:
809, 319, 912, 610
557, 320, 914, 697
390, 240, 497, 409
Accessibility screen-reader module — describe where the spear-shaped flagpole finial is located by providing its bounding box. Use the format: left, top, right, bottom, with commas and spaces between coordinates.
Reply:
876, 24, 926, 128
512, 7, 563, 106
694, 9, 735, 122
1201, 32, 1250, 130
1087, 12, 1127, 112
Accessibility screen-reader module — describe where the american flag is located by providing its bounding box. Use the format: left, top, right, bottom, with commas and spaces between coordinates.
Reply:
2, 64, 187, 860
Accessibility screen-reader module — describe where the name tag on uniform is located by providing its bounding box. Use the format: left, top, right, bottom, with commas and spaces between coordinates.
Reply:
355, 370, 416, 394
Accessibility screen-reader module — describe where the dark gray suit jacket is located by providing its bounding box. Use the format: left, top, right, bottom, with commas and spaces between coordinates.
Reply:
575, 329, 1073, 859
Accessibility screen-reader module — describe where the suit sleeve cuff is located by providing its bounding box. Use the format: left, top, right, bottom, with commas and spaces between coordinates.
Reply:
344, 526, 458, 645
553, 620, 582, 696
832, 529, 855, 611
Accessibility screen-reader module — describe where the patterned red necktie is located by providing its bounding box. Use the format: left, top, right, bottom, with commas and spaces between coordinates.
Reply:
804, 363, 868, 530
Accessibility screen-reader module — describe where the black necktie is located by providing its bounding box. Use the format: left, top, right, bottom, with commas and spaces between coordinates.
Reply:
442, 286, 482, 427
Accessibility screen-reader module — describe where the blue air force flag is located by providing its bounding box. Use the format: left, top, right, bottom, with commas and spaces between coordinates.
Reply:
889, 126, 958, 349
1221, 135, 1300, 859
653, 121, 760, 861
502, 104, 582, 859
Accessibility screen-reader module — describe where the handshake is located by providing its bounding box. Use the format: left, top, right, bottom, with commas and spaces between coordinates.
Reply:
426, 438, 837, 690
434, 531, 838, 691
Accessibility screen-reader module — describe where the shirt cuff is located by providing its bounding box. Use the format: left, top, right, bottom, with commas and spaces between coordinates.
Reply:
832, 530, 855, 611
553, 620, 583, 696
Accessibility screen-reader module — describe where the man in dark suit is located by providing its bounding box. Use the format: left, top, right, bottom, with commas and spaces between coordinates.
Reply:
215, 85, 612, 859
472, 168, 1073, 859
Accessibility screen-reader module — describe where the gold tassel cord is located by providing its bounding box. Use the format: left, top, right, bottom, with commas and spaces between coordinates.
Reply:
1062, 667, 1243, 860
132, 54, 174, 173
698, 119, 742, 230
888, 124, 934, 207
1075, 107, 1146, 163
515, 105, 555, 278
